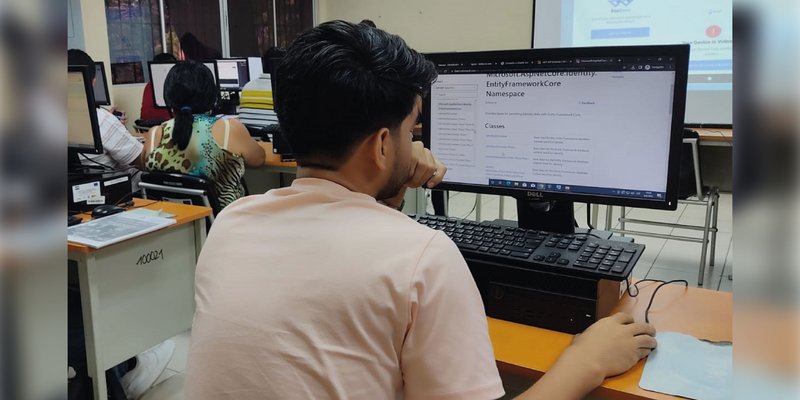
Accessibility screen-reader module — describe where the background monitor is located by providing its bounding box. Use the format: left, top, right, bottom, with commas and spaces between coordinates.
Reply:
93, 61, 111, 106
532, 0, 731, 125
68, 65, 103, 163
147, 61, 219, 108
422, 45, 689, 232
216, 58, 249, 90
247, 56, 263, 81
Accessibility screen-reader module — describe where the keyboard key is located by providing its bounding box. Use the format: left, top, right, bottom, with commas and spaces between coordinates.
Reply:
500, 249, 511, 256
598, 264, 612, 271
556, 244, 569, 249
589, 257, 603, 264
618, 253, 633, 263
533, 255, 544, 261
574, 261, 596, 269
568, 245, 581, 251
478, 246, 490, 252
611, 246, 624, 252
510, 251, 531, 259
506, 246, 537, 253
605, 254, 619, 261
577, 256, 589, 262
557, 258, 570, 265
601, 260, 615, 267
623, 248, 635, 254
549, 252, 562, 258
545, 257, 558, 263
612, 263, 627, 273
489, 248, 501, 254
457, 243, 479, 251
545, 242, 556, 248
587, 243, 599, 248
608, 250, 622, 257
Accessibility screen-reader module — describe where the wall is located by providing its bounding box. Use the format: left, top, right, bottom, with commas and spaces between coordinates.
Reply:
79, 0, 145, 130
317, 0, 534, 52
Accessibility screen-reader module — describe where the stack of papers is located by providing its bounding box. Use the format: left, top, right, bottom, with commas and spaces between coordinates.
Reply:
239, 89, 278, 126
68, 211, 176, 249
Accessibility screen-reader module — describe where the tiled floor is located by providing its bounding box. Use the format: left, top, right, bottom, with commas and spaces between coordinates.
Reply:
140, 192, 734, 399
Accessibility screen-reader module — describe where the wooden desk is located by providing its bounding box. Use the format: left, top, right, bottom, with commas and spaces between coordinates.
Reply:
68, 200, 211, 399
489, 282, 732, 399
696, 128, 733, 147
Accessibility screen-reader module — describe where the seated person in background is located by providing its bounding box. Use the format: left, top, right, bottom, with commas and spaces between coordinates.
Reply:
142, 61, 264, 209
139, 52, 176, 122
184, 21, 656, 399
68, 49, 144, 183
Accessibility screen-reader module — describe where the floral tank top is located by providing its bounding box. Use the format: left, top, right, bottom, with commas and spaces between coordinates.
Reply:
145, 115, 245, 209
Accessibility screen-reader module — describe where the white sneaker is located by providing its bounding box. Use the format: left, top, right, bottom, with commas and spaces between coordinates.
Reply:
121, 340, 176, 399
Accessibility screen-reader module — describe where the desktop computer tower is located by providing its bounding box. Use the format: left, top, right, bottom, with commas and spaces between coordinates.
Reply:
68, 169, 133, 213
464, 257, 625, 334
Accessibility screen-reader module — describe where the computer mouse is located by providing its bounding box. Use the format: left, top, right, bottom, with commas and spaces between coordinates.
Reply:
91, 204, 126, 219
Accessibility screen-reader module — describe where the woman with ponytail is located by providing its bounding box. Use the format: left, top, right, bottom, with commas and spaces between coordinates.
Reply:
142, 61, 263, 209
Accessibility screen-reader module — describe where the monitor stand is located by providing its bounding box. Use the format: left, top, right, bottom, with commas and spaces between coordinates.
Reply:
515, 198, 576, 234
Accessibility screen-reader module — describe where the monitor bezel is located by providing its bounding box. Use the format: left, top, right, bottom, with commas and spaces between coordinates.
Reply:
216, 57, 250, 91
147, 60, 220, 109
93, 61, 111, 106
421, 44, 689, 211
68, 65, 104, 155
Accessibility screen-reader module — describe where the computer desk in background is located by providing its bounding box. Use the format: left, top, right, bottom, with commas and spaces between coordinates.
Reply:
696, 128, 733, 147
68, 200, 211, 400
491, 281, 732, 399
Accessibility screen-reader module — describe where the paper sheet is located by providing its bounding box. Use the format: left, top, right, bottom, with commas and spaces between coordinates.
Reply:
639, 331, 732, 400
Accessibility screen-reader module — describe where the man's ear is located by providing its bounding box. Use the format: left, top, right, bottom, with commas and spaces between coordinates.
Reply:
363, 127, 392, 170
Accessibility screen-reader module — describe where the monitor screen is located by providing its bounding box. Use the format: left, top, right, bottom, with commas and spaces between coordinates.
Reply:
422, 45, 688, 213
148, 61, 218, 108
68, 66, 103, 154
247, 56, 263, 81
533, 0, 731, 125
217, 58, 249, 90
93, 61, 111, 106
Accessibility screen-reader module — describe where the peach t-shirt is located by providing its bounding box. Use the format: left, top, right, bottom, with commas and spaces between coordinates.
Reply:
185, 178, 504, 399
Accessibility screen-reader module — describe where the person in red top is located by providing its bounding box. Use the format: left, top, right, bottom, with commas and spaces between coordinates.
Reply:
140, 53, 176, 121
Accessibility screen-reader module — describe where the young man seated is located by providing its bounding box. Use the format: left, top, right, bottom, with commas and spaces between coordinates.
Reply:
184, 21, 656, 400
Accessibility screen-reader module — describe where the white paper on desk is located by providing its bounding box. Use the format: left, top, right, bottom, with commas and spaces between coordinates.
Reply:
67, 212, 175, 248
639, 331, 732, 400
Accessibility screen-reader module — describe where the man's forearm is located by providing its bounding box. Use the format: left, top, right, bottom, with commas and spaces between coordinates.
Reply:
514, 347, 605, 400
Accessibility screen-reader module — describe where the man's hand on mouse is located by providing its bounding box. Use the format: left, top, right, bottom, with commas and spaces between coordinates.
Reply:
564, 312, 657, 380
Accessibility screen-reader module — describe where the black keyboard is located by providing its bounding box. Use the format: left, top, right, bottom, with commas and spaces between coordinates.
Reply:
412, 215, 645, 281
135, 119, 167, 128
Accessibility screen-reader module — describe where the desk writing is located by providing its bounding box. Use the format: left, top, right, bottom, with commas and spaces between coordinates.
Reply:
489, 282, 732, 399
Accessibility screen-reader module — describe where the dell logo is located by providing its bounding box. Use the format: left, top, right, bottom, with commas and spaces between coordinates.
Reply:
526, 191, 544, 199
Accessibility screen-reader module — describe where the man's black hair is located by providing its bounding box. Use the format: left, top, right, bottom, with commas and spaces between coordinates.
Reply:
274, 20, 437, 169
163, 61, 218, 150
67, 48, 96, 81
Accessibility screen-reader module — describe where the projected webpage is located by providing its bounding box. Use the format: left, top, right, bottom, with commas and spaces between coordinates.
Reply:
534, 0, 731, 124
430, 58, 674, 201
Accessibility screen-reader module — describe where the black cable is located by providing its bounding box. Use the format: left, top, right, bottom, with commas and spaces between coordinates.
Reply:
624, 278, 690, 323
645, 280, 688, 323
574, 231, 607, 240
78, 153, 117, 171
462, 195, 479, 219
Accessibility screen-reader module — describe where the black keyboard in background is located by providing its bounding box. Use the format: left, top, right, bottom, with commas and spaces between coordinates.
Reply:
411, 214, 644, 281
135, 119, 167, 128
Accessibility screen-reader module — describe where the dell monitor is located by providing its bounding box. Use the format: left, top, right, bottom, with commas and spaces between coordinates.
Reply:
147, 61, 219, 109
422, 45, 689, 233
68, 65, 103, 168
93, 61, 111, 106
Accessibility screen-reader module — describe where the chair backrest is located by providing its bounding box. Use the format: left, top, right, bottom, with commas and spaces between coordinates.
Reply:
139, 172, 220, 224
